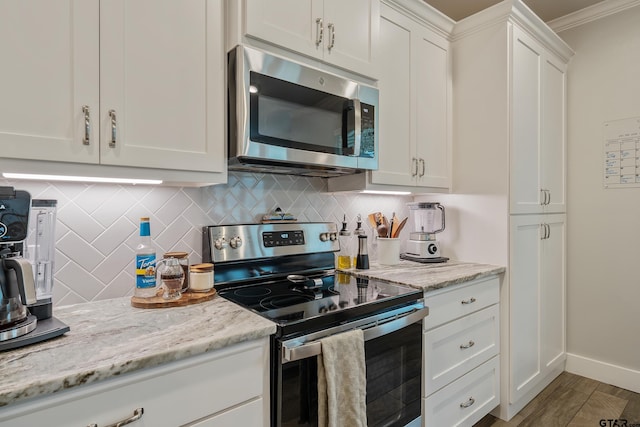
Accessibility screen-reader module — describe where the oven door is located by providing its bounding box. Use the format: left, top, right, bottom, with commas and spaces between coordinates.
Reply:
274, 302, 427, 427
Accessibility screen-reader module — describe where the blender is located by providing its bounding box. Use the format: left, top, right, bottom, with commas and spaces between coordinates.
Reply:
402, 202, 448, 262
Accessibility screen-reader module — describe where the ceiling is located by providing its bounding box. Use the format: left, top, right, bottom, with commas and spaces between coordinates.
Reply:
422, 0, 606, 22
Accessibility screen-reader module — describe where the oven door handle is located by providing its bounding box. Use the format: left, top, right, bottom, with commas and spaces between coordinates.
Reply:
281, 306, 428, 363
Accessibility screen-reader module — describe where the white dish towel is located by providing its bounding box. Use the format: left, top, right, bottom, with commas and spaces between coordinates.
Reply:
317, 328, 367, 427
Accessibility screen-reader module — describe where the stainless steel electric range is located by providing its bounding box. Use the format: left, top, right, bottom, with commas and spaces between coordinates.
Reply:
204, 222, 428, 427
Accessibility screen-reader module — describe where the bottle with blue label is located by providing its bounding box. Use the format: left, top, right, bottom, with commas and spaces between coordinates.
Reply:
135, 217, 157, 298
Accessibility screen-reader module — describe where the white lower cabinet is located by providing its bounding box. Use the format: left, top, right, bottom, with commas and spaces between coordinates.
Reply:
0, 339, 269, 427
423, 276, 500, 426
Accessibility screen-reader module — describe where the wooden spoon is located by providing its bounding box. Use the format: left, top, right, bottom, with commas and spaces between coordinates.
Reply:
392, 217, 408, 238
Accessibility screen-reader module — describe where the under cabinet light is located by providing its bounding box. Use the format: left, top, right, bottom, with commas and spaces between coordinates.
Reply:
2, 173, 163, 185
360, 190, 412, 196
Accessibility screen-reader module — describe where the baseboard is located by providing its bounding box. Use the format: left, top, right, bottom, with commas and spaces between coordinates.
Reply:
566, 353, 640, 393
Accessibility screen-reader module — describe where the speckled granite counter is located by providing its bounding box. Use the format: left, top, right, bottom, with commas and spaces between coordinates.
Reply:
0, 259, 503, 411
0, 296, 276, 408
340, 259, 505, 291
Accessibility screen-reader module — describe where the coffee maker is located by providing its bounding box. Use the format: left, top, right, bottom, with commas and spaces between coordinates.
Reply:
0, 187, 69, 351
401, 202, 449, 263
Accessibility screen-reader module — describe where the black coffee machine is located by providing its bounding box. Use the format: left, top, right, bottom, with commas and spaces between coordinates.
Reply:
0, 187, 69, 351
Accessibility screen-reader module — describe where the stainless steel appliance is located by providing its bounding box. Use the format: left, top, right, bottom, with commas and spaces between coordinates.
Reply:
228, 45, 379, 177
204, 222, 427, 427
0, 187, 69, 351
402, 202, 449, 263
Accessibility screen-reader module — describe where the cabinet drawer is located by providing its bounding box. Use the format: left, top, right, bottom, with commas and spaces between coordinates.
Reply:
424, 305, 499, 395
0, 339, 268, 427
424, 276, 499, 329
424, 356, 500, 427
187, 398, 264, 427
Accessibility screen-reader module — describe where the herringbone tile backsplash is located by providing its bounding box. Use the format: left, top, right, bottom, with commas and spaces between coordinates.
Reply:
2, 173, 412, 306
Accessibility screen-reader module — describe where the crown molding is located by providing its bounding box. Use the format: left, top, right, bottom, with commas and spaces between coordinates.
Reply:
548, 0, 640, 32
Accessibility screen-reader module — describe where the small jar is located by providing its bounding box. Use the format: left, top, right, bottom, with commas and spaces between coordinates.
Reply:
164, 251, 190, 291
190, 263, 214, 292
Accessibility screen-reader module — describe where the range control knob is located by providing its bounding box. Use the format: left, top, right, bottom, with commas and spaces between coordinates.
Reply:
229, 236, 243, 249
329, 233, 337, 241
320, 233, 329, 242
214, 237, 228, 250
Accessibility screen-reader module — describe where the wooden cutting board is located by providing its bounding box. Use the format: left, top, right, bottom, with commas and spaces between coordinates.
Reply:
131, 288, 217, 309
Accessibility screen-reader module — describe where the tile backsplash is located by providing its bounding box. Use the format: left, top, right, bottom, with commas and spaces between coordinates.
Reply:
2, 173, 411, 306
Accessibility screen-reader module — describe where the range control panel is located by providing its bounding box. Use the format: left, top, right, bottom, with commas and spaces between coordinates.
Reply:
203, 222, 339, 263
263, 230, 305, 247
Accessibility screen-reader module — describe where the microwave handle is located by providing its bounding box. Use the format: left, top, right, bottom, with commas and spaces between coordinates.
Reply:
351, 99, 361, 157
281, 305, 428, 363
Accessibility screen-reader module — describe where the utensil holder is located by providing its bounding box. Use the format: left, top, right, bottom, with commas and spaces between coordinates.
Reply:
377, 238, 400, 265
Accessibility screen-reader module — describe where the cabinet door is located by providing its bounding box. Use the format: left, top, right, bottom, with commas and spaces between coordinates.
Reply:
99, 0, 225, 173
323, 0, 378, 77
0, 0, 99, 164
509, 214, 542, 403
510, 26, 544, 214
371, 5, 415, 187
245, 0, 323, 61
541, 55, 567, 213
509, 214, 565, 403
540, 215, 566, 371
414, 27, 450, 189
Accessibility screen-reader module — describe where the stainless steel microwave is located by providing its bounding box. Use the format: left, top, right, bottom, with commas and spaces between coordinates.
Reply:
228, 45, 378, 177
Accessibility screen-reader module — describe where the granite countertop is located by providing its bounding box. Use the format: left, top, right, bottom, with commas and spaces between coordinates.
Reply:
340, 259, 505, 291
0, 296, 276, 409
0, 259, 504, 411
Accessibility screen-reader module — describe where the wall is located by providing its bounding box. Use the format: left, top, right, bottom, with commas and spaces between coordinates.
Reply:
558, 6, 640, 388
1, 173, 410, 307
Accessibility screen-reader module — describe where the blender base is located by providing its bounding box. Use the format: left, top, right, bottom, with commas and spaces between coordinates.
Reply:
400, 253, 449, 263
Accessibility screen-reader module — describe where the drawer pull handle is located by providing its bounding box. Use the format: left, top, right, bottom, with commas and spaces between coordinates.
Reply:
87, 407, 144, 427
460, 340, 475, 349
460, 397, 476, 408
461, 297, 476, 305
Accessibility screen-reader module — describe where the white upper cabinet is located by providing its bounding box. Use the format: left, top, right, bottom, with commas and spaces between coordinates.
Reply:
0, 0, 226, 185
510, 26, 567, 214
328, 0, 452, 193
243, 0, 379, 78
0, 1, 99, 164
374, 1, 451, 190
99, 0, 225, 174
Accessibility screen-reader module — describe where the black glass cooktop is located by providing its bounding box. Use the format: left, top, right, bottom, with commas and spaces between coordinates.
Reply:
217, 272, 421, 336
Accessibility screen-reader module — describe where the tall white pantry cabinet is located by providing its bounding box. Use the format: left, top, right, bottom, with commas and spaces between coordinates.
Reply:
450, 0, 574, 420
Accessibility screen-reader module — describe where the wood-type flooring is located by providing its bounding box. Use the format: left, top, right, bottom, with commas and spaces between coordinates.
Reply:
474, 372, 640, 427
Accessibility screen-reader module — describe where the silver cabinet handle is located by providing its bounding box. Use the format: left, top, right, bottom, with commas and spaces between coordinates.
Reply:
540, 223, 551, 239
82, 105, 91, 145
419, 158, 425, 177
460, 340, 475, 349
87, 407, 144, 427
327, 23, 335, 50
108, 109, 117, 148
460, 397, 476, 408
461, 297, 476, 305
412, 158, 418, 177
315, 18, 323, 47
540, 189, 551, 205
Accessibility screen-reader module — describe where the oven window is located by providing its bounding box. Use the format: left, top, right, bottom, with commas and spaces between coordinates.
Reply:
249, 72, 355, 155
278, 321, 422, 427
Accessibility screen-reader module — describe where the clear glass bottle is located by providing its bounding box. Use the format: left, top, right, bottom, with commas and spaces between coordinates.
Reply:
337, 214, 352, 269
135, 217, 157, 298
